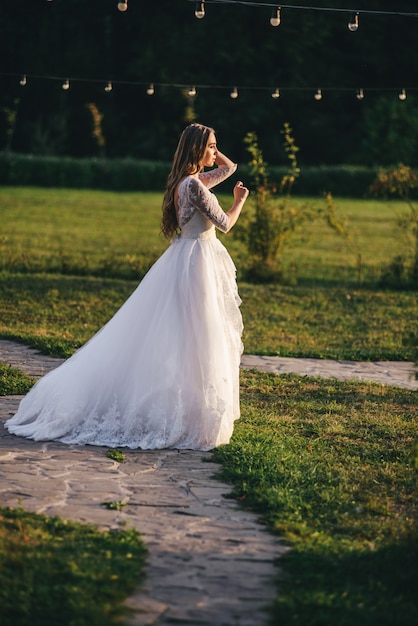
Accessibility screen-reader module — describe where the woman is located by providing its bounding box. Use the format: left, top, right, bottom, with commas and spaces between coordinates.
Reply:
6, 123, 249, 450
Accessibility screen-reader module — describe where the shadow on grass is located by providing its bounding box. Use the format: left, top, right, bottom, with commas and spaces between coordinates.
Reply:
271, 537, 418, 626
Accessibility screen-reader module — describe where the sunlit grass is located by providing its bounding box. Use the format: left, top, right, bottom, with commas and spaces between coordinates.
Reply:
213, 370, 418, 626
0, 187, 412, 284
0, 362, 35, 395
0, 272, 415, 360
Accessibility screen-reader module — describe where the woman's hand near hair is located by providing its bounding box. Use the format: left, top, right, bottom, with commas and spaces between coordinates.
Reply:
215, 150, 236, 170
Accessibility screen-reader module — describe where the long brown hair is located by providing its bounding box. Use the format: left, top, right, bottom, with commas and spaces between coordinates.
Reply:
161, 123, 214, 239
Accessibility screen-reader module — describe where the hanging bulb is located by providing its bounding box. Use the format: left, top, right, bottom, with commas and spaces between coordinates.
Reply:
356, 88, 364, 100
19, 74, 27, 86
270, 7, 281, 27
146, 83, 155, 95
195, 1, 205, 19
348, 12, 359, 31
399, 88, 407, 101
188, 86, 197, 97
117, 1, 128, 12
230, 87, 238, 99
105, 81, 113, 92
314, 88, 322, 101
271, 88, 280, 99
62, 79, 70, 90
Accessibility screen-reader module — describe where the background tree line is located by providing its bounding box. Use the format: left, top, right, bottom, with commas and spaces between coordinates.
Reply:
1, 0, 418, 166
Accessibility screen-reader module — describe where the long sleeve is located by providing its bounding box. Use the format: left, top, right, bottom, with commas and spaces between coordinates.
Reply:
187, 177, 230, 232
199, 164, 237, 189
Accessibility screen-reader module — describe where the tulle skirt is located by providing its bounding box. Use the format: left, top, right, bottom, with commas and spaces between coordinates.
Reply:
5, 230, 243, 450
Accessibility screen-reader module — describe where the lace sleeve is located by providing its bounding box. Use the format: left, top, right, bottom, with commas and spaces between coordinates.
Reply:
189, 178, 230, 232
199, 164, 237, 189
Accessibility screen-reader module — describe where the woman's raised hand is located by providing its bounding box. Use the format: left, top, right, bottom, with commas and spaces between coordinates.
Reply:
233, 180, 249, 203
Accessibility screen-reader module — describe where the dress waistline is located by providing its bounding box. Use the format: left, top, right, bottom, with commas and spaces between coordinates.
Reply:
179, 227, 216, 240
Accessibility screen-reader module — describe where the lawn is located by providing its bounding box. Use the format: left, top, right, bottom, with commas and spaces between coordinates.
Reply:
0, 186, 417, 625
0, 187, 416, 361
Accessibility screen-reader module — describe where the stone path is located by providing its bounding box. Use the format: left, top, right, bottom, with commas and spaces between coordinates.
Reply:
0, 340, 416, 625
241, 354, 417, 390
0, 340, 286, 626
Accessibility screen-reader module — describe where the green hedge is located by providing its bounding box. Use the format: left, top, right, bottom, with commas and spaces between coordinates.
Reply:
0, 152, 170, 192
0, 152, 379, 197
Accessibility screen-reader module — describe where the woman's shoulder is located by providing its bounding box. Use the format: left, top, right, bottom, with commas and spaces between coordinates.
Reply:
178, 175, 203, 192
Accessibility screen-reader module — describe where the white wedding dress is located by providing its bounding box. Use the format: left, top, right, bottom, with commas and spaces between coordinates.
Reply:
5, 165, 243, 451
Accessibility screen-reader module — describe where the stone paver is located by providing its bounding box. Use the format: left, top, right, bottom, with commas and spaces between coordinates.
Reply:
241, 354, 417, 390
0, 340, 416, 624
0, 340, 286, 625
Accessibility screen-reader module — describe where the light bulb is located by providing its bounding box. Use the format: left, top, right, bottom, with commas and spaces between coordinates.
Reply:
105, 81, 113, 92
356, 88, 364, 100
20, 74, 27, 86
188, 86, 197, 97
117, 1, 128, 12
146, 83, 155, 95
230, 87, 238, 99
399, 88, 407, 101
314, 88, 322, 101
271, 88, 280, 99
195, 1, 205, 19
270, 7, 281, 27
348, 12, 359, 31
62, 79, 70, 90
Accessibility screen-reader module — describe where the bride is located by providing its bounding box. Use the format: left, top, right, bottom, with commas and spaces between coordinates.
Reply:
5, 123, 249, 451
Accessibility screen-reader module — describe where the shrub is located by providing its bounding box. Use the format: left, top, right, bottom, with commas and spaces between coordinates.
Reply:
236, 124, 348, 282
370, 163, 418, 288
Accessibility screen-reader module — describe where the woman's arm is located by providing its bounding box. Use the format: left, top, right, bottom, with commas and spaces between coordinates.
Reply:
215, 150, 236, 169
224, 181, 249, 231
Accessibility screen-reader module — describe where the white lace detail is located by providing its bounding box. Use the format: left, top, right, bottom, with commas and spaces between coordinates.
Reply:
199, 164, 237, 189
178, 165, 237, 232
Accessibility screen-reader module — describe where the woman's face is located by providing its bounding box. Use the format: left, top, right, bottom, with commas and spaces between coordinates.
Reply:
200, 132, 218, 168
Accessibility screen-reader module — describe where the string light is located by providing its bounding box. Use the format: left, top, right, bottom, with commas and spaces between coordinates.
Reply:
348, 12, 359, 32
187, 1, 418, 21
270, 7, 281, 27
117, 1, 128, 12
195, 1, 205, 19
2, 72, 415, 103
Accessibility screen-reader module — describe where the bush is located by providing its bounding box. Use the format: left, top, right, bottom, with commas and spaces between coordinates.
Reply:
0, 151, 379, 196
0, 152, 170, 191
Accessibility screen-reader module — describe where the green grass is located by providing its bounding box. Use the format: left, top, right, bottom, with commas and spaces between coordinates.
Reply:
0, 507, 147, 626
0, 272, 415, 360
214, 370, 418, 626
0, 187, 414, 284
0, 186, 417, 624
0, 186, 415, 361
0, 362, 35, 395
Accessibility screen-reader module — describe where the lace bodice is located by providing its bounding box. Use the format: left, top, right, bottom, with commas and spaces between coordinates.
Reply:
177, 165, 237, 235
